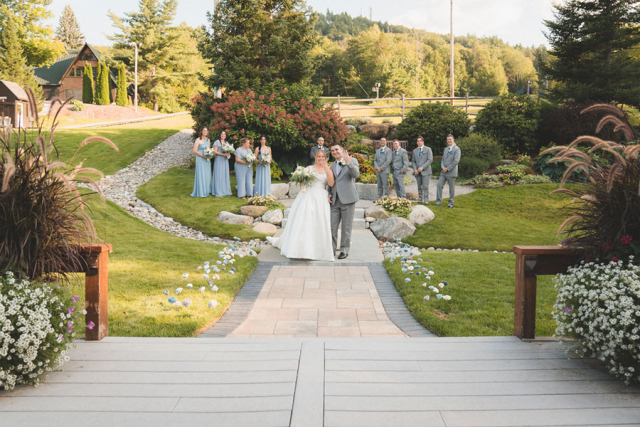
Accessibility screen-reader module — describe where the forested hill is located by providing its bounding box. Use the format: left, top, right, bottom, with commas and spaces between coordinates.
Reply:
311, 11, 548, 98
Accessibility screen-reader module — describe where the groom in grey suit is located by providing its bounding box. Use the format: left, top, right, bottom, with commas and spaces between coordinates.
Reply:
328, 142, 359, 259
412, 136, 433, 204
436, 134, 461, 208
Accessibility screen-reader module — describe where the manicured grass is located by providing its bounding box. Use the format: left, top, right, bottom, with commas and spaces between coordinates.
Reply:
49, 115, 193, 175
82, 196, 258, 337
406, 184, 570, 252
137, 167, 268, 241
385, 251, 557, 337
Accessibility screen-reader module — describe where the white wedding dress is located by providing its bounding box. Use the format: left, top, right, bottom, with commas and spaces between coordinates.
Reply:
267, 168, 334, 261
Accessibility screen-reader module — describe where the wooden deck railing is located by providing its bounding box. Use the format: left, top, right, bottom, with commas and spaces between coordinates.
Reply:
76, 244, 112, 341
513, 246, 583, 340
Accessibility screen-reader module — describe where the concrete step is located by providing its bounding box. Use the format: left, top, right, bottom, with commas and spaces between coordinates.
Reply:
284, 207, 365, 219
281, 218, 367, 230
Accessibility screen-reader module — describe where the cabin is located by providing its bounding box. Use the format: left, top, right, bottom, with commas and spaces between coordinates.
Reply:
33, 43, 116, 101
0, 80, 33, 128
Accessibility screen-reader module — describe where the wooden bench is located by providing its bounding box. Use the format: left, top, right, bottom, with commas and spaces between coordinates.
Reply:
76, 244, 112, 341
513, 245, 583, 340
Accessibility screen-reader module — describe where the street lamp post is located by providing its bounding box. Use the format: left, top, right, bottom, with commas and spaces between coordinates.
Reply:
130, 42, 138, 111
372, 82, 381, 100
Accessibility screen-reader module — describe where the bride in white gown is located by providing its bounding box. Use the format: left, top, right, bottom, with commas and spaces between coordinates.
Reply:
267, 150, 335, 261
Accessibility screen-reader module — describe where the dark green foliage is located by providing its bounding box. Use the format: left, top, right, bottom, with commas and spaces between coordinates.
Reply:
116, 63, 128, 106
0, 10, 42, 99
474, 94, 540, 155
199, 0, 318, 93
94, 61, 110, 105
314, 11, 408, 41
459, 157, 490, 178
455, 133, 502, 166
543, 0, 640, 108
55, 4, 84, 51
347, 142, 374, 156
396, 103, 471, 152
82, 62, 94, 104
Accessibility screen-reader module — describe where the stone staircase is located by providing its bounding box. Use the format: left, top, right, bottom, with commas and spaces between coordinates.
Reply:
282, 207, 368, 229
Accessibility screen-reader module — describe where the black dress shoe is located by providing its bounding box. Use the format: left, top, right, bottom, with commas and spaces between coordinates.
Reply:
338, 252, 348, 259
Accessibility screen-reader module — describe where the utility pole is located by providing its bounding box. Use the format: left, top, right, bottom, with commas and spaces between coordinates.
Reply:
450, 0, 454, 106
415, 30, 419, 95
130, 42, 138, 112
370, 7, 372, 21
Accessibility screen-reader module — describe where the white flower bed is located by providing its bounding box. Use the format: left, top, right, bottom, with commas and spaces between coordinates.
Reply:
553, 258, 640, 383
0, 272, 78, 390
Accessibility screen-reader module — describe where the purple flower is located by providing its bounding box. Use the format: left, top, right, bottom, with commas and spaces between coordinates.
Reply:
87, 321, 95, 330
67, 322, 74, 328
565, 307, 572, 313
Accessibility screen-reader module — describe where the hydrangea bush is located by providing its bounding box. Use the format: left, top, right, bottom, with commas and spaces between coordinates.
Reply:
0, 272, 79, 390
553, 259, 640, 383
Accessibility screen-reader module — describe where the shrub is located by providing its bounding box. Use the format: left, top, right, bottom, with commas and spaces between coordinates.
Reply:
475, 94, 541, 155
358, 173, 377, 184
344, 118, 372, 127
455, 133, 502, 166
116, 63, 128, 107
396, 103, 470, 152
0, 271, 80, 390
375, 196, 412, 218
495, 163, 529, 180
70, 99, 84, 112
350, 153, 375, 177
554, 260, 640, 383
458, 157, 489, 178
270, 158, 284, 181
0, 91, 117, 280
348, 142, 374, 156
516, 154, 533, 167
247, 195, 285, 211
82, 62, 93, 104
518, 174, 552, 185
551, 104, 640, 263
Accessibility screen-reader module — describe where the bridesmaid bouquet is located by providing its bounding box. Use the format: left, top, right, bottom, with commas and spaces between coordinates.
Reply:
221, 142, 235, 154
290, 166, 316, 191
203, 147, 215, 161
244, 152, 256, 164
259, 152, 272, 164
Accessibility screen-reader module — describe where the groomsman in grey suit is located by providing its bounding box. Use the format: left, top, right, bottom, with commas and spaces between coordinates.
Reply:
412, 136, 433, 204
436, 134, 461, 208
391, 139, 409, 198
328, 142, 360, 259
310, 137, 330, 165
374, 138, 392, 199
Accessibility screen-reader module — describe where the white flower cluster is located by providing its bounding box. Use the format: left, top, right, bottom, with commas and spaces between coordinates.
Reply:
289, 166, 316, 188
203, 147, 215, 160
244, 152, 256, 163
553, 257, 640, 383
221, 142, 235, 154
0, 272, 75, 390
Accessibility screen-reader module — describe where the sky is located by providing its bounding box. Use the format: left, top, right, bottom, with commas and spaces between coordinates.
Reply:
45, 0, 558, 47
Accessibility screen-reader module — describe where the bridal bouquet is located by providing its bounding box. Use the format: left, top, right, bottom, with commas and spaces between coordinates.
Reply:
244, 152, 256, 164
259, 151, 272, 164
290, 166, 316, 190
221, 142, 235, 154
203, 147, 215, 161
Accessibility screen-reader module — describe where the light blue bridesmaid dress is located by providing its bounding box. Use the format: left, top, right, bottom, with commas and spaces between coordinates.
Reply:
212, 139, 232, 197
254, 147, 271, 196
234, 146, 253, 198
190, 138, 212, 198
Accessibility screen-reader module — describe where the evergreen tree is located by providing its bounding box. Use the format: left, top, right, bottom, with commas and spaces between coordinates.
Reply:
93, 60, 103, 103
0, 8, 41, 97
82, 62, 94, 103
102, 61, 112, 105
198, 0, 318, 92
116, 63, 127, 106
543, 0, 640, 107
55, 4, 85, 51
94, 61, 110, 105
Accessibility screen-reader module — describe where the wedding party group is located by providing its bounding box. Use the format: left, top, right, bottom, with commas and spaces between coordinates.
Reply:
190, 128, 272, 199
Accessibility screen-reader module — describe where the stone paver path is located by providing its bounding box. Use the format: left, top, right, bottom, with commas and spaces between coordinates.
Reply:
228, 265, 406, 338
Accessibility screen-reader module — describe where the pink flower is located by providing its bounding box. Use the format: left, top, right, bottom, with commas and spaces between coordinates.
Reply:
611, 257, 619, 263
620, 235, 633, 245
87, 321, 95, 330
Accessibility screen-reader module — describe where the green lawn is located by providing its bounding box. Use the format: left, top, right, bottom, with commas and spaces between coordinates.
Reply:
385, 251, 557, 337
406, 184, 570, 251
49, 114, 193, 175
137, 167, 268, 241
81, 196, 258, 337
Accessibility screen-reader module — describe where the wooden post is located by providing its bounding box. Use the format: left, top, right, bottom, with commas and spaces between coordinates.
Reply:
337, 95, 341, 118
80, 244, 112, 341
402, 94, 405, 119
465, 93, 469, 115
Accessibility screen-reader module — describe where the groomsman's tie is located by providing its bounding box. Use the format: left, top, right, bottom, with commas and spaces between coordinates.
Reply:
418, 148, 422, 158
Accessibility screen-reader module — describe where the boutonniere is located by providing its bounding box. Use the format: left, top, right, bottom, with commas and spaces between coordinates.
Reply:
339, 159, 346, 166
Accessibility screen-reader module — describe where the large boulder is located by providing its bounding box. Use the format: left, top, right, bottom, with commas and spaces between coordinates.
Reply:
406, 191, 419, 201
360, 124, 389, 140
270, 183, 289, 199
217, 211, 253, 225
365, 205, 390, 220
240, 205, 268, 218
289, 182, 301, 198
252, 222, 278, 235
262, 209, 284, 225
358, 138, 375, 147
369, 217, 416, 242
409, 205, 435, 226
346, 124, 357, 134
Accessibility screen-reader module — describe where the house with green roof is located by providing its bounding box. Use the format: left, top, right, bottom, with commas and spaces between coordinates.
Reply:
33, 43, 116, 101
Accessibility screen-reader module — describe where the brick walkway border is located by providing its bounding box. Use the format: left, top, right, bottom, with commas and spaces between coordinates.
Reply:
200, 262, 435, 338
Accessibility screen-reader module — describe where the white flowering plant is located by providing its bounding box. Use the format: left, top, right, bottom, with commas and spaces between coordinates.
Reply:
0, 271, 80, 390
553, 257, 640, 383
221, 142, 235, 154
259, 151, 272, 164
244, 152, 256, 164
375, 196, 412, 218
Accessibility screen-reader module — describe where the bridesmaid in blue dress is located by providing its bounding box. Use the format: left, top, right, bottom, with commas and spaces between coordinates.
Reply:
253, 135, 272, 196
212, 130, 232, 197
190, 127, 212, 197
234, 137, 254, 198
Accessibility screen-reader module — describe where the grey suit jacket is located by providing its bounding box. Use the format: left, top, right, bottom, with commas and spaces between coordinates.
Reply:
310, 145, 330, 164
412, 146, 433, 176
329, 158, 360, 205
441, 145, 461, 178
392, 148, 409, 173
374, 147, 392, 174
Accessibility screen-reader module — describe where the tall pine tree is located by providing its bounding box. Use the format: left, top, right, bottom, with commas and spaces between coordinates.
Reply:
82, 62, 94, 103
56, 4, 85, 51
116, 63, 128, 106
543, 0, 640, 107
0, 8, 41, 97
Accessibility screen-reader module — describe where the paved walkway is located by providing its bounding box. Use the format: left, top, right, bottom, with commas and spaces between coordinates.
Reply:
2, 337, 638, 427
